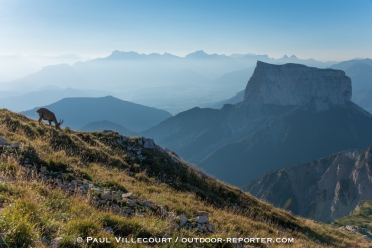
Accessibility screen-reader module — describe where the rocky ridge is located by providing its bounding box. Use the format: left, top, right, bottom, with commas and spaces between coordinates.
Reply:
243, 146, 372, 223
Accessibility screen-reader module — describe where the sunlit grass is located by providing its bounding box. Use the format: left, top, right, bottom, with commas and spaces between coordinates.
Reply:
0, 109, 370, 247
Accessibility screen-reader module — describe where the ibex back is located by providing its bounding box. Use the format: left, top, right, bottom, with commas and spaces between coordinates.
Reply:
36, 108, 64, 129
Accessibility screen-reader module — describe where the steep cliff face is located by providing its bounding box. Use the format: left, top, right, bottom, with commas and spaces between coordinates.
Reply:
219, 61, 363, 137
243, 148, 372, 222
243, 62, 352, 108
143, 61, 372, 186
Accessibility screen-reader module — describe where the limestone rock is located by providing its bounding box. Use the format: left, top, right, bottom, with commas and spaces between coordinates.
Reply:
122, 192, 134, 199
49, 237, 63, 248
179, 214, 188, 227
243, 61, 352, 109
126, 199, 136, 207
196, 215, 208, 224
101, 192, 115, 201
0, 137, 7, 146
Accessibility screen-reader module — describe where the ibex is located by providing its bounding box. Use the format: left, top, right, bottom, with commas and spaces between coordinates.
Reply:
36, 108, 64, 129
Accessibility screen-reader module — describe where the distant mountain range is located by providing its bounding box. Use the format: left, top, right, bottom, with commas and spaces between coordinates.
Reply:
0, 88, 114, 112
143, 61, 372, 186
21, 96, 172, 132
1, 50, 339, 114
331, 59, 372, 90
0, 54, 88, 82
243, 145, 372, 223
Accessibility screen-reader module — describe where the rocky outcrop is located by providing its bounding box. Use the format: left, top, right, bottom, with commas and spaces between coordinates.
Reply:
243, 62, 352, 110
243, 146, 372, 222
339, 226, 372, 242
0, 136, 22, 149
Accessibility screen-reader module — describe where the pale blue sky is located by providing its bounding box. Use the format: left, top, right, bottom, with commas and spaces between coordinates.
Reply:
0, 0, 371, 61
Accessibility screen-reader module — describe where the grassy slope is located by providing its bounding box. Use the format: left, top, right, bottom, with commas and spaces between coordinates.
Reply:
0, 109, 370, 247
333, 200, 372, 229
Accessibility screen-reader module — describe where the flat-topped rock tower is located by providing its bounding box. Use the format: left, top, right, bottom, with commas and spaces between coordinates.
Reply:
242, 61, 352, 110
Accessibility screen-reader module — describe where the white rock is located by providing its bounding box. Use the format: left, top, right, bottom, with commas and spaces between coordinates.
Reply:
196, 215, 208, 224
122, 192, 134, 199
49, 237, 63, 248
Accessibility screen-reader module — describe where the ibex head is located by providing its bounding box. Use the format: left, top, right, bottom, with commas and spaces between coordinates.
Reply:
55, 119, 64, 130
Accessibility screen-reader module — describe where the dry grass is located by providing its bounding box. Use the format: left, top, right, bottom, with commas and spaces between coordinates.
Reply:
0, 109, 370, 247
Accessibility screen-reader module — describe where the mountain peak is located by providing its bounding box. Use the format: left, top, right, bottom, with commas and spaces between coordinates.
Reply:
243, 61, 352, 110
107, 50, 141, 59
185, 50, 209, 58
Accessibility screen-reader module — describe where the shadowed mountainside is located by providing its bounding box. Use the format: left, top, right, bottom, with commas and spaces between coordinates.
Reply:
243, 147, 372, 223
143, 62, 372, 186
